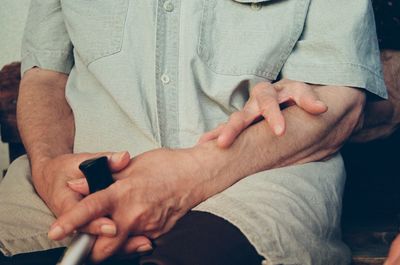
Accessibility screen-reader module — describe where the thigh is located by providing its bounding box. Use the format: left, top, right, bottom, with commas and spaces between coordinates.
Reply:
0, 155, 70, 256
194, 153, 351, 265
137, 211, 263, 265
102, 211, 263, 265
0, 248, 65, 265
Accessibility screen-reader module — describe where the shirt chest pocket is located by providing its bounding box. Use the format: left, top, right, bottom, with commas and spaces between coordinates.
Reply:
198, 0, 309, 79
61, 0, 129, 66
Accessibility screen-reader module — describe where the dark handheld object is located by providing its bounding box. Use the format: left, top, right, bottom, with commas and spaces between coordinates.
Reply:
79, 156, 114, 193
56, 156, 114, 265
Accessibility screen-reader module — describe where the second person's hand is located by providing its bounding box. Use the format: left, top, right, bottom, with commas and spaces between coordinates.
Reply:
198, 79, 328, 148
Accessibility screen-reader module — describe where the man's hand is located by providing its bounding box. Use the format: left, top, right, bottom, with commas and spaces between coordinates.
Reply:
41, 151, 153, 255
34, 152, 129, 235
198, 79, 328, 148
48, 148, 204, 262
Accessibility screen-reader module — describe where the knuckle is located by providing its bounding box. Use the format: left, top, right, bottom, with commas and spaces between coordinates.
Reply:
273, 83, 284, 91
110, 181, 127, 201
123, 207, 147, 231
83, 194, 107, 217
251, 82, 268, 96
82, 199, 98, 217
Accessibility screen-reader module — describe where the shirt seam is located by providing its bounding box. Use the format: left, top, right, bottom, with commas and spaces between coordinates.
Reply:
284, 62, 384, 80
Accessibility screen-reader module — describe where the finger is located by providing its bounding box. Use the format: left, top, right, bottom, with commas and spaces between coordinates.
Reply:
217, 102, 261, 148
79, 217, 117, 237
197, 124, 225, 145
66, 151, 128, 183
217, 110, 257, 148
108, 151, 131, 172
48, 189, 112, 241
90, 224, 131, 263
120, 236, 152, 254
291, 86, 327, 114
276, 83, 328, 114
255, 88, 285, 136
67, 152, 131, 195
68, 178, 89, 195
216, 83, 273, 147
78, 151, 130, 173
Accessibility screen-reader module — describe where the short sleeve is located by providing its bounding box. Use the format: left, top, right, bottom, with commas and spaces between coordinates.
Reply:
21, 0, 73, 76
280, 0, 388, 99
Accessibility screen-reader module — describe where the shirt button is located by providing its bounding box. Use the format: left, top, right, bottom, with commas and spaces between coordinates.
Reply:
161, 74, 170, 84
163, 1, 174, 12
251, 3, 262, 11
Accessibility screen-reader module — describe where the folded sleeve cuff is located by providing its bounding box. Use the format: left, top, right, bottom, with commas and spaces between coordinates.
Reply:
21, 50, 74, 77
281, 63, 388, 99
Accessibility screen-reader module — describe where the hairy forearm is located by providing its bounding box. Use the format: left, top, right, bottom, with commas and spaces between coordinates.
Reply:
17, 68, 74, 178
191, 85, 365, 199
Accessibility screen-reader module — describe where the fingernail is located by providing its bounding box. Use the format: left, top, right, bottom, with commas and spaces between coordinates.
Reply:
67, 178, 85, 185
100, 224, 117, 236
111, 151, 127, 164
48, 226, 65, 240
217, 135, 227, 147
274, 125, 284, 135
136, 244, 153, 252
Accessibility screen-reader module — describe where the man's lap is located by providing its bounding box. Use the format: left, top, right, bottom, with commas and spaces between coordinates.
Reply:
0, 154, 349, 265
0, 211, 263, 265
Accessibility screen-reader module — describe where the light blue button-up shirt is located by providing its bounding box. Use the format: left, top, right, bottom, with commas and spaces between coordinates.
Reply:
20, 1, 387, 264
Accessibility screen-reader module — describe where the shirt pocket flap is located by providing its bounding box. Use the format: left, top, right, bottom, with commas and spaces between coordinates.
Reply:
198, 0, 309, 79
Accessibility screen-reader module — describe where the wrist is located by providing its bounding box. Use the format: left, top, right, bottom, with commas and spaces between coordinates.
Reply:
30, 155, 53, 181
28, 144, 72, 180
186, 141, 243, 201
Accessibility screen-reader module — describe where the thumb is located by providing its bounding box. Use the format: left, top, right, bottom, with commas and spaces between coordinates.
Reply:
68, 151, 131, 195
48, 190, 112, 241
108, 151, 131, 172
68, 178, 90, 196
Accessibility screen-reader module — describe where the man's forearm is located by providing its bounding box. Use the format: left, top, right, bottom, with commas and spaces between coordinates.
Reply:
17, 68, 74, 178
191, 85, 365, 200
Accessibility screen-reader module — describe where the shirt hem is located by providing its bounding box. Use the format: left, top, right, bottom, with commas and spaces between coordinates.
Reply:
281, 63, 388, 99
20, 51, 74, 77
